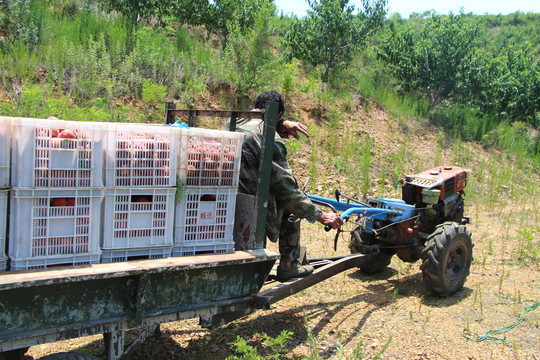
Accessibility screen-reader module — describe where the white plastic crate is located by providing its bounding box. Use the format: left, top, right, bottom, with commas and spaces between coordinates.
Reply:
0, 117, 11, 187
0, 190, 7, 271
178, 128, 244, 187
11, 117, 107, 188
8, 188, 104, 270
172, 242, 234, 257
102, 187, 175, 250
174, 187, 237, 248
101, 246, 172, 263
10, 254, 101, 271
105, 123, 180, 187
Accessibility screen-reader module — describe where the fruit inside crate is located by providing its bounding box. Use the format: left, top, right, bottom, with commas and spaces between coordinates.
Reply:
175, 187, 237, 246
103, 188, 175, 249
180, 129, 243, 187
34, 128, 93, 187
110, 130, 175, 187
9, 189, 103, 263
11, 118, 105, 188
32, 196, 92, 256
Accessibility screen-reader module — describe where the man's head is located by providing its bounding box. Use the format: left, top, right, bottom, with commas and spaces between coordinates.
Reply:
254, 91, 285, 117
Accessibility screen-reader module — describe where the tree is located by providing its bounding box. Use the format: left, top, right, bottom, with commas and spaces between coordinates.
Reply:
173, 0, 270, 49
285, 0, 387, 82
224, 1, 280, 98
378, 12, 478, 110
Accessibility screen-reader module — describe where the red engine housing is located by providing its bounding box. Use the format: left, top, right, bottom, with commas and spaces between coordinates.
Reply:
402, 166, 467, 205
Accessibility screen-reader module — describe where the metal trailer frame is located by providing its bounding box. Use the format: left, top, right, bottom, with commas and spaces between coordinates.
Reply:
0, 103, 374, 360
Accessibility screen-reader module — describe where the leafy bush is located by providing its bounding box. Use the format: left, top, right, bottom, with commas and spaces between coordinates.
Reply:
142, 78, 167, 106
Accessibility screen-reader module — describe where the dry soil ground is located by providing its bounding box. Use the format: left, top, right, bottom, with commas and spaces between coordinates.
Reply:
24, 95, 540, 360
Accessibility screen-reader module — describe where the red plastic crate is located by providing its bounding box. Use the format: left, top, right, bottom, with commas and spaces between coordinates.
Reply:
178, 128, 244, 187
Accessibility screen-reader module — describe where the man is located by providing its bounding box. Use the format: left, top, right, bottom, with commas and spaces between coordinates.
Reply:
229, 90, 343, 281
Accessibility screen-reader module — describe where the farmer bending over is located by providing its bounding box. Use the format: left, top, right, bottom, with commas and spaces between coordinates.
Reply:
228, 90, 343, 281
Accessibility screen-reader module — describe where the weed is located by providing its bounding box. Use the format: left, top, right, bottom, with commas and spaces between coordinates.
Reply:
372, 336, 392, 360
515, 227, 539, 265
350, 339, 366, 360
226, 330, 293, 360
424, 309, 431, 325
304, 312, 322, 360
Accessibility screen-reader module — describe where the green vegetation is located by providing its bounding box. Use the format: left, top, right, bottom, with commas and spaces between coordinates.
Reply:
378, 12, 478, 110
1, 1, 537, 157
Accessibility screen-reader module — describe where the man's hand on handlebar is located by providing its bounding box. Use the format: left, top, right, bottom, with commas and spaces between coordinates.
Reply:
317, 212, 343, 229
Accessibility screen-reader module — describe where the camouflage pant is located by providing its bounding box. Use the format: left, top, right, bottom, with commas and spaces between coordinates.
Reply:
278, 211, 301, 263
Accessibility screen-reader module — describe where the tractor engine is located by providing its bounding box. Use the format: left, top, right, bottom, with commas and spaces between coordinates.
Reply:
402, 166, 468, 235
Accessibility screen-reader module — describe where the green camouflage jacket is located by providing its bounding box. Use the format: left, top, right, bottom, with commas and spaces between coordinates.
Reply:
227, 118, 322, 242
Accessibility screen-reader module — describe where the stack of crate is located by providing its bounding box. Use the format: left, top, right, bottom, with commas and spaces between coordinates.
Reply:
0, 118, 10, 271
8, 117, 107, 270
100, 123, 180, 263
173, 128, 244, 256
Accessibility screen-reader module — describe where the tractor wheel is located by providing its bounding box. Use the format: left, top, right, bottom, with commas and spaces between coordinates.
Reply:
39, 352, 101, 360
350, 226, 394, 274
421, 222, 473, 296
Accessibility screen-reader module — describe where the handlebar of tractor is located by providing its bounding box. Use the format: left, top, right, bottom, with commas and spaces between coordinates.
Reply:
305, 194, 405, 232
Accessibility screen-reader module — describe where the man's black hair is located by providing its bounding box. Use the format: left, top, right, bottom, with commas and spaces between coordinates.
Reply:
254, 90, 285, 114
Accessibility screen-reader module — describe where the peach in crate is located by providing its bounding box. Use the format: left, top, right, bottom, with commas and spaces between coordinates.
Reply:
105, 124, 180, 187
178, 128, 244, 187
11, 117, 106, 188
8, 188, 103, 270
174, 186, 237, 249
102, 187, 175, 250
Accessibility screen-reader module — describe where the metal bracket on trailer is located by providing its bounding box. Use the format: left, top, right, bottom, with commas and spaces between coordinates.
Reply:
253, 253, 374, 309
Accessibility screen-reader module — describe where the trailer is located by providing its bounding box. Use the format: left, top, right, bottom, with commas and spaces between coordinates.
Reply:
0, 103, 377, 360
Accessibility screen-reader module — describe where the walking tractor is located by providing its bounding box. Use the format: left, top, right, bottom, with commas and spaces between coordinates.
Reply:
307, 165, 473, 297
